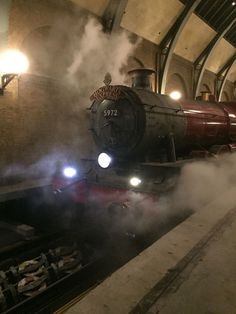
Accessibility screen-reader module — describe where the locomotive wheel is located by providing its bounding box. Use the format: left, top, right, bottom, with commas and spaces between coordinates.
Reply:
17, 275, 47, 297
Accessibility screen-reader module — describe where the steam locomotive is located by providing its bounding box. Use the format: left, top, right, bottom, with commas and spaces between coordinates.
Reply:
53, 69, 236, 209
90, 68, 236, 168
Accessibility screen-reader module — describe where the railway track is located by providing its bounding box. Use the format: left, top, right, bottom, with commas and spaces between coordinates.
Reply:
0, 238, 96, 314
0, 192, 192, 314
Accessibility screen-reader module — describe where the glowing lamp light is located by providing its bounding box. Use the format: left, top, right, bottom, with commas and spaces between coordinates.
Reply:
232, 2, 236, 6
63, 167, 77, 178
169, 91, 182, 100
98, 152, 112, 168
130, 177, 142, 187
0, 50, 29, 74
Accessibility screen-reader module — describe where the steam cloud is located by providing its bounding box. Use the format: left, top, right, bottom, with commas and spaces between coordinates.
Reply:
170, 153, 236, 212
67, 17, 139, 95
62, 17, 140, 157
3, 7, 236, 242
1, 13, 139, 180
92, 153, 236, 238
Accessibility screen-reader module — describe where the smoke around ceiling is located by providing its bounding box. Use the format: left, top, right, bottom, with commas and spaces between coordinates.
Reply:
66, 17, 140, 97
2, 12, 140, 177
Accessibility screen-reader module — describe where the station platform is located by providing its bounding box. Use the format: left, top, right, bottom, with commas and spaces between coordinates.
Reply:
63, 187, 236, 314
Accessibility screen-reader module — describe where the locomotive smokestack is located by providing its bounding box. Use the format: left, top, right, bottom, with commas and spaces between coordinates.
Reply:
128, 68, 155, 91
200, 91, 211, 101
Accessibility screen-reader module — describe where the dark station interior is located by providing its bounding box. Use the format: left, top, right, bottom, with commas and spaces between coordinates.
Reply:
0, 1, 236, 313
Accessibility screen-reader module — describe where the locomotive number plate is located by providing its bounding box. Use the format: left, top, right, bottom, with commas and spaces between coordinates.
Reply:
90, 86, 124, 101
103, 109, 119, 117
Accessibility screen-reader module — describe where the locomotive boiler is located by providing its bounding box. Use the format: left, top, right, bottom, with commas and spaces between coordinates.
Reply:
53, 69, 236, 207
90, 69, 236, 166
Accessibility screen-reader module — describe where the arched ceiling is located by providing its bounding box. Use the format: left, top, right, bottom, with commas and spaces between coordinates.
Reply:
207, 39, 235, 73
71, 0, 236, 84
228, 65, 236, 81
120, 0, 184, 44
181, 0, 236, 47
174, 14, 216, 61
0, 0, 235, 96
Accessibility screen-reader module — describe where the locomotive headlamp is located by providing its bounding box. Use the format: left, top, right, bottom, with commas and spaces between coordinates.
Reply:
0, 50, 29, 74
130, 177, 142, 187
169, 91, 182, 100
63, 166, 77, 178
98, 152, 112, 168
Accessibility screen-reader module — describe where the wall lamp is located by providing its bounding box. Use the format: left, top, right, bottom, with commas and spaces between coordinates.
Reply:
0, 50, 29, 95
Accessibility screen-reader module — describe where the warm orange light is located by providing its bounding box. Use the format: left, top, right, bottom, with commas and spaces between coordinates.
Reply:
169, 91, 182, 100
0, 50, 29, 74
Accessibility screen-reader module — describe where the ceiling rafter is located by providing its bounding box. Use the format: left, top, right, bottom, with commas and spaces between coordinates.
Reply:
157, 0, 202, 94
180, 0, 236, 47
215, 53, 236, 101
193, 19, 236, 99
102, 0, 128, 33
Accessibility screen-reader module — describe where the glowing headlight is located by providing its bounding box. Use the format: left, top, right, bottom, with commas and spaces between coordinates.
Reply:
98, 153, 112, 168
63, 167, 77, 178
169, 91, 182, 100
130, 177, 142, 187
0, 50, 29, 74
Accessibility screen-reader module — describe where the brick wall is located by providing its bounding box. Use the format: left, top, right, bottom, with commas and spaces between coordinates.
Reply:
0, 74, 96, 177
8, 0, 75, 49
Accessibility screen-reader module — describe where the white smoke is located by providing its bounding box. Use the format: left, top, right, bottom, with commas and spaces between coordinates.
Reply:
90, 153, 236, 237
2, 150, 71, 179
170, 153, 236, 212
61, 16, 140, 158
0, 13, 140, 180
66, 17, 140, 97
142, 153, 236, 228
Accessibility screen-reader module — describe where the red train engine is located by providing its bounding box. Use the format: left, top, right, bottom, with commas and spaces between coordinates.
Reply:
90, 69, 236, 166
53, 69, 236, 211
